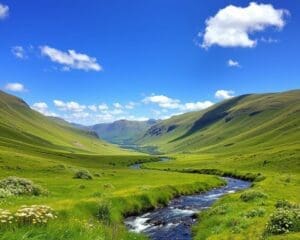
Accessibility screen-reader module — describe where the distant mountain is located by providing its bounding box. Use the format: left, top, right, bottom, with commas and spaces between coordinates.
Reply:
0, 90, 129, 155
138, 90, 300, 154
89, 119, 159, 145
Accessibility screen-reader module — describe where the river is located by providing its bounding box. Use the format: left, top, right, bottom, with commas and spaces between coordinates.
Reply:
125, 159, 251, 240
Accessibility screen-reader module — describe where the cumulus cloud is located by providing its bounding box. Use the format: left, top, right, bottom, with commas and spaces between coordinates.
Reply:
0, 3, 9, 19
40, 45, 102, 71
4, 83, 25, 92
32, 102, 57, 116
53, 100, 86, 112
143, 95, 181, 109
201, 2, 289, 48
88, 105, 97, 112
98, 103, 108, 111
144, 94, 214, 113
215, 90, 235, 100
183, 101, 214, 111
12, 46, 26, 59
113, 103, 123, 109
228, 59, 240, 67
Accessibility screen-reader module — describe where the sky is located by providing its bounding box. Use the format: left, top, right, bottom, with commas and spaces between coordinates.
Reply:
0, 0, 299, 125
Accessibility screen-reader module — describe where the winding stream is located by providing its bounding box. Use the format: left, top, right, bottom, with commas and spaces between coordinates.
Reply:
126, 159, 251, 240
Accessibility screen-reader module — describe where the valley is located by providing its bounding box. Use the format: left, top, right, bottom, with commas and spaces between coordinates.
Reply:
0, 89, 299, 239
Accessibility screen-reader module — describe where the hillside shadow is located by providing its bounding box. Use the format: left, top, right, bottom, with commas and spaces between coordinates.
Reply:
170, 94, 251, 142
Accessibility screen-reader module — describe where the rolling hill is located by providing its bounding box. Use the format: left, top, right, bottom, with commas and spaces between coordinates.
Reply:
0, 90, 131, 155
138, 90, 300, 154
89, 119, 158, 145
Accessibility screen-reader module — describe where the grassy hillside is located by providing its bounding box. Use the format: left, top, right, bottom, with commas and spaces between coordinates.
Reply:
139, 89, 300, 239
138, 90, 300, 154
0, 90, 131, 155
90, 119, 158, 145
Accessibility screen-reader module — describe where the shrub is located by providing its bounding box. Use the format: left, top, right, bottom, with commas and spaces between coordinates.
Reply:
245, 208, 265, 218
266, 208, 300, 234
0, 189, 12, 198
0, 177, 45, 197
73, 170, 93, 180
275, 200, 298, 209
240, 190, 267, 202
97, 202, 111, 224
15, 205, 57, 225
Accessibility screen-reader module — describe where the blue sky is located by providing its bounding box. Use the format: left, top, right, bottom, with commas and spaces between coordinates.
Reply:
0, 0, 299, 125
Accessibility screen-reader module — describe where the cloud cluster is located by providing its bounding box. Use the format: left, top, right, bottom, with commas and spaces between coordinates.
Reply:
201, 2, 288, 48
4, 83, 25, 92
40, 46, 102, 72
215, 90, 235, 100
11, 46, 26, 59
0, 3, 9, 19
53, 100, 86, 112
228, 59, 240, 67
143, 95, 181, 109
143, 94, 214, 112
32, 102, 57, 116
28, 89, 237, 125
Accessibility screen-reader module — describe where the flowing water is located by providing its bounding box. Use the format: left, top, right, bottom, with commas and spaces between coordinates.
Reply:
126, 160, 251, 240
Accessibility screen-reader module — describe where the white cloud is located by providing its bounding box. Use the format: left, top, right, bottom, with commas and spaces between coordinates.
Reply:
215, 90, 235, 100
228, 59, 240, 67
12, 46, 26, 59
32, 102, 57, 117
127, 116, 149, 121
40, 45, 102, 71
201, 2, 289, 48
113, 102, 123, 109
53, 100, 86, 112
4, 83, 25, 92
182, 101, 214, 111
143, 95, 181, 109
0, 3, 9, 19
125, 101, 136, 109
98, 103, 108, 111
110, 109, 124, 115
88, 105, 97, 112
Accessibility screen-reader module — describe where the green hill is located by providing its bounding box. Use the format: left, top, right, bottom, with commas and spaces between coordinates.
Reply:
138, 90, 300, 154
0, 90, 130, 155
90, 119, 158, 145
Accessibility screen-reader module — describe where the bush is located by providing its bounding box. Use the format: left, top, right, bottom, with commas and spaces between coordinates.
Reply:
245, 208, 265, 218
97, 202, 111, 224
266, 208, 300, 234
275, 200, 298, 209
73, 170, 93, 180
0, 177, 45, 197
0, 189, 12, 198
240, 190, 267, 202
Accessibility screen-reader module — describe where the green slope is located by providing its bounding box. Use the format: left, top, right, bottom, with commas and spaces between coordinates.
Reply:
0, 90, 131, 155
138, 90, 300, 154
90, 119, 158, 145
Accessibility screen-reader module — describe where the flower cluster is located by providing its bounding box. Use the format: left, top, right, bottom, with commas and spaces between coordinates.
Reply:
266, 200, 300, 234
0, 205, 57, 228
0, 209, 14, 226
15, 205, 57, 225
